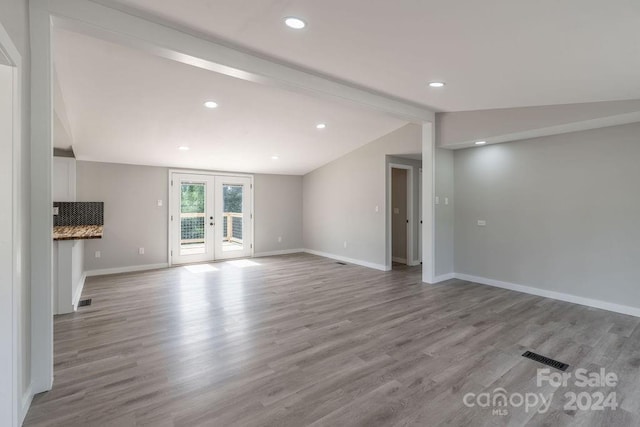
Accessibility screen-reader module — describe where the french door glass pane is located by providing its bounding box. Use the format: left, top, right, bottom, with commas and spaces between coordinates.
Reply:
222, 184, 244, 252
180, 183, 206, 255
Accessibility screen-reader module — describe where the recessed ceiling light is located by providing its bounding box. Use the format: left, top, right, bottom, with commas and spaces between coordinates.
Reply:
475, 141, 487, 145
284, 17, 306, 29
316, 123, 327, 129
271, 155, 279, 160
203, 101, 218, 109
428, 81, 446, 88
179, 146, 190, 151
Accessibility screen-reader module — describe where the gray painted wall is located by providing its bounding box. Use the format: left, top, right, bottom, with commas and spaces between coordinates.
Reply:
76, 161, 303, 271
254, 174, 303, 254
77, 162, 169, 271
0, 0, 31, 398
303, 123, 421, 268
454, 122, 640, 308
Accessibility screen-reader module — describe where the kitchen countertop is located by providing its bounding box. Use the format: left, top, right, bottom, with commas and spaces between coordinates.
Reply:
53, 225, 104, 241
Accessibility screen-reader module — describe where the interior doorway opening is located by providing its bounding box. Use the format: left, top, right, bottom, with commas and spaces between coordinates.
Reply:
388, 162, 416, 270
391, 167, 410, 266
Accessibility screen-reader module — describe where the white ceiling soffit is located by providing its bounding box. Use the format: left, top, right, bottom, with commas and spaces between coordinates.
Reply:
106, 0, 640, 112
437, 100, 640, 148
53, 28, 408, 174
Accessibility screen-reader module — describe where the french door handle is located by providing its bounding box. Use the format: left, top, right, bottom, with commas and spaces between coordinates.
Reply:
210, 222, 214, 226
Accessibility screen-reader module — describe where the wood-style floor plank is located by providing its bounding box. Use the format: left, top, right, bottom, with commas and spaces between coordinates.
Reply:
24, 254, 640, 426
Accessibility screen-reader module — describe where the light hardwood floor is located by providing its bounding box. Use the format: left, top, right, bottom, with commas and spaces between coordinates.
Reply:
24, 253, 640, 426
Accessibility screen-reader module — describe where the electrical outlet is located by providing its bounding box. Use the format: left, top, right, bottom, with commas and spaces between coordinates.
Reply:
278, 236, 282, 243
157, 200, 163, 207
375, 205, 379, 213
139, 247, 145, 255
95, 251, 101, 258
52, 206, 59, 215
343, 241, 348, 249
435, 196, 440, 205
445, 197, 449, 205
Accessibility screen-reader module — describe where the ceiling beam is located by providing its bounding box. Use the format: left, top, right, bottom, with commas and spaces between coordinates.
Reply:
46, 0, 434, 123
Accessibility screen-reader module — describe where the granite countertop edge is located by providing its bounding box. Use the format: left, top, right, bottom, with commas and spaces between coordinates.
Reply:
53, 225, 104, 241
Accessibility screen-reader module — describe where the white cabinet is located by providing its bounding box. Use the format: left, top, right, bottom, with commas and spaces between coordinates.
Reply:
53, 239, 85, 314
53, 157, 76, 202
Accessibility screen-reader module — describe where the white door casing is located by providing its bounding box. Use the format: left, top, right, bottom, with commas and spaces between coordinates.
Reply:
170, 171, 253, 265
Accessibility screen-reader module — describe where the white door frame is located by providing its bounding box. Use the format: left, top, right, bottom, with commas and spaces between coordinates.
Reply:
0, 20, 23, 427
214, 175, 253, 260
386, 163, 414, 269
168, 170, 254, 266
170, 173, 216, 265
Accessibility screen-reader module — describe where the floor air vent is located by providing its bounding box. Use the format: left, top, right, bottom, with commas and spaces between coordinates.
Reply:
522, 351, 569, 371
335, 262, 347, 265
78, 298, 92, 307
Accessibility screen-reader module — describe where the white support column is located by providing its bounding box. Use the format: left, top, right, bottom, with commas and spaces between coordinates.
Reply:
29, 0, 54, 393
421, 122, 436, 283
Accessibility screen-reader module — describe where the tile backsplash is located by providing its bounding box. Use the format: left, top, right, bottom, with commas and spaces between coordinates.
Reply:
53, 202, 104, 226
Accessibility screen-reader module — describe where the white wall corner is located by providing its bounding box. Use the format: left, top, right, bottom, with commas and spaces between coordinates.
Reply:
421, 122, 436, 283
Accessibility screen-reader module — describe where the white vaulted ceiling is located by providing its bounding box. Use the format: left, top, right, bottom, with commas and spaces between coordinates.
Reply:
53, 29, 407, 174
53, 0, 640, 172
107, 0, 640, 112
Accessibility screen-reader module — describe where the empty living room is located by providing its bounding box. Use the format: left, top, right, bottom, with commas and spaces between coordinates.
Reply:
2, 0, 640, 426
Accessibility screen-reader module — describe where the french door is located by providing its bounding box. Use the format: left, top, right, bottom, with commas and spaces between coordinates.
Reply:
170, 173, 252, 264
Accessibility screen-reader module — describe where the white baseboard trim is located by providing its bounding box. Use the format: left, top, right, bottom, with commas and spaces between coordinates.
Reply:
431, 272, 456, 283
304, 249, 389, 271
21, 384, 33, 424
85, 263, 170, 277
72, 273, 86, 311
253, 248, 304, 258
455, 273, 640, 318
392, 257, 407, 264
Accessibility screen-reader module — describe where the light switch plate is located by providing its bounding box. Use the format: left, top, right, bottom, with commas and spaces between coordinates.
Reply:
477, 220, 487, 226
52, 207, 59, 215
157, 200, 163, 207
393, 207, 400, 214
